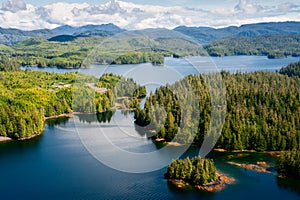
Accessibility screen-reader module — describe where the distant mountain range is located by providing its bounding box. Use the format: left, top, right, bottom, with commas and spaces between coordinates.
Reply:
0, 23, 125, 45
0, 21, 300, 45
174, 21, 300, 44
52, 23, 124, 36
0, 28, 54, 45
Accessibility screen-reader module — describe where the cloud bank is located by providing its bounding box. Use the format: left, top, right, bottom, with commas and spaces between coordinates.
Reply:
0, 0, 299, 30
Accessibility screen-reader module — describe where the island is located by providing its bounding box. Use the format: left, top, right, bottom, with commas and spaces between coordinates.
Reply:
165, 157, 233, 192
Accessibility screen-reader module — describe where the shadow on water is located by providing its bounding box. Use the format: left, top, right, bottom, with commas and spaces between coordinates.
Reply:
0, 134, 43, 156
76, 111, 115, 123
46, 117, 70, 127
277, 176, 300, 195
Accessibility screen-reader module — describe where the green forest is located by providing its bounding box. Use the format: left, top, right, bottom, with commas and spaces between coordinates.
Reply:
165, 157, 218, 185
279, 61, 300, 77
134, 71, 300, 151
1, 34, 300, 70
277, 151, 300, 178
0, 71, 144, 139
0, 36, 203, 69
204, 34, 300, 58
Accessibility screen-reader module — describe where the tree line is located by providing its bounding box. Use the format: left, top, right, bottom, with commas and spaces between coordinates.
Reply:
277, 151, 300, 178
134, 70, 300, 151
0, 71, 144, 139
279, 61, 300, 77
204, 34, 300, 58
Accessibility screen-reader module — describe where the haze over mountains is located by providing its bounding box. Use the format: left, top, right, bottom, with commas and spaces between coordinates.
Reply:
0, 21, 300, 45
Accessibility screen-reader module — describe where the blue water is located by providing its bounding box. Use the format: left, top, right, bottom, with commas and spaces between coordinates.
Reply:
21, 56, 300, 76
7, 56, 300, 199
0, 113, 299, 200
21, 56, 300, 94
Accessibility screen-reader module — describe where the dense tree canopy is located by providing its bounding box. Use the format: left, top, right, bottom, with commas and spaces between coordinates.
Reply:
0, 36, 203, 69
135, 71, 300, 151
279, 61, 300, 77
165, 157, 218, 185
278, 151, 300, 178
0, 71, 144, 139
204, 35, 300, 58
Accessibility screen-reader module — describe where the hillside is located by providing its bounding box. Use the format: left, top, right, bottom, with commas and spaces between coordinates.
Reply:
0, 28, 54, 45
0, 23, 124, 45
1, 21, 300, 45
174, 21, 300, 44
203, 34, 300, 57
52, 23, 125, 36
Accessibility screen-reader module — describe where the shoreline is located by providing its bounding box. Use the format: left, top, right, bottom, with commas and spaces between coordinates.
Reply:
213, 148, 288, 156
168, 171, 234, 192
0, 107, 135, 143
155, 140, 288, 155
0, 112, 78, 143
44, 113, 77, 120
0, 136, 12, 142
227, 161, 272, 173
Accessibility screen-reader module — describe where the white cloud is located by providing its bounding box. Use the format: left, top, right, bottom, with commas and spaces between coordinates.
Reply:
0, 0, 299, 30
1, 0, 27, 13
234, 0, 263, 14
277, 2, 300, 12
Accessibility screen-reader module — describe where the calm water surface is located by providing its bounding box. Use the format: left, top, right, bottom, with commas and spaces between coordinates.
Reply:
0, 113, 299, 200
21, 56, 300, 76
6, 56, 300, 199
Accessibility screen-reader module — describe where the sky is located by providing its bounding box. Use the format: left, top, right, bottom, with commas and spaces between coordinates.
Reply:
0, 0, 299, 30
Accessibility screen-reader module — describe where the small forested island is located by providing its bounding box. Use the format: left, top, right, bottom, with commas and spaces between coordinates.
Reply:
165, 157, 233, 192
277, 151, 300, 178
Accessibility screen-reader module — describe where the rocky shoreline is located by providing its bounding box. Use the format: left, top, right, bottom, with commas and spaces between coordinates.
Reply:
227, 161, 271, 173
0, 136, 12, 142
168, 171, 234, 192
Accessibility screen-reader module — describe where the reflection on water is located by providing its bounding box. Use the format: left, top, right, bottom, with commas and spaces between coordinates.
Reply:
277, 176, 300, 195
0, 134, 43, 155
0, 110, 300, 199
77, 111, 115, 123
46, 117, 70, 127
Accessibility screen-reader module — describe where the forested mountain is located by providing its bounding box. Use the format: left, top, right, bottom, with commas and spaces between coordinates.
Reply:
0, 23, 123, 45
1, 21, 300, 45
52, 23, 124, 36
174, 21, 300, 44
0, 27, 54, 45
203, 34, 300, 58
134, 71, 300, 151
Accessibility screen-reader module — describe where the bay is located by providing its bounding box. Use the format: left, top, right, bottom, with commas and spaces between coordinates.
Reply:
5, 56, 300, 199
1, 113, 299, 200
